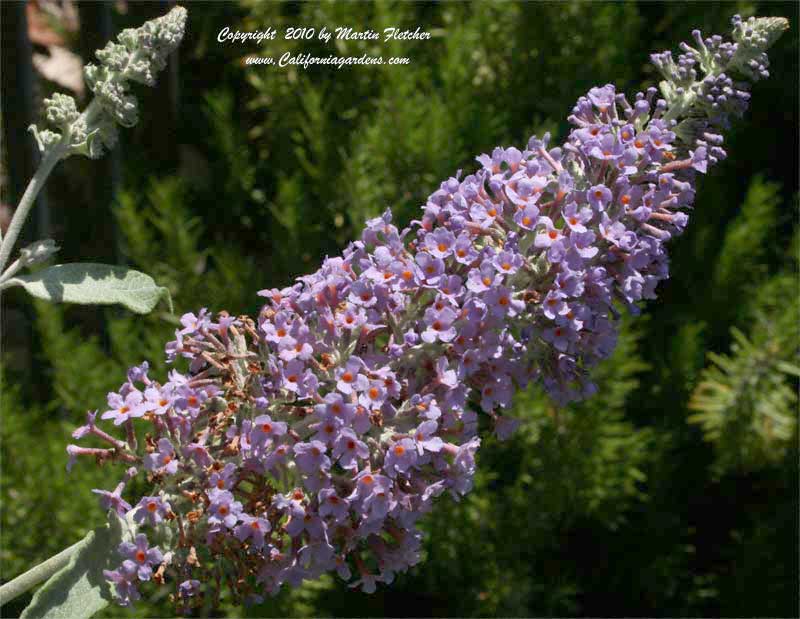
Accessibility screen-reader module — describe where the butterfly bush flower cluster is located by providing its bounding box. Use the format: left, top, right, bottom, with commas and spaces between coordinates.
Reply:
66, 16, 786, 611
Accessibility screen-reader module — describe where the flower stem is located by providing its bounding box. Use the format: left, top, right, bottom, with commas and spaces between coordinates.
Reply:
0, 538, 85, 606
0, 141, 66, 274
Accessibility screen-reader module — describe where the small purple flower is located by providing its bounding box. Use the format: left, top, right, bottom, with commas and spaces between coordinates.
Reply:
179, 308, 211, 336
492, 250, 523, 276
101, 389, 151, 426
412, 421, 444, 455
513, 204, 540, 230
132, 495, 171, 526
126, 361, 151, 386
317, 392, 355, 424
587, 184, 612, 211
336, 357, 369, 394
332, 428, 369, 470
235, 513, 271, 549
118, 534, 163, 581
383, 439, 418, 477
452, 234, 478, 264
318, 488, 350, 522
143, 386, 174, 416
587, 84, 616, 112
466, 261, 502, 293
424, 228, 456, 258
421, 305, 458, 344
588, 133, 623, 161
92, 486, 132, 517
485, 286, 524, 318
72, 410, 98, 439
179, 579, 201, 599
415, 252, 445, 285
209, 462, 237, 490
293, 441, 331, 473
542, 290, 569, 320
207, 488, 243, 529
251, 414, 288, 445
534, 216, 565, 249
104, 562, 141, 607
144, 438, 179, 475
349, 280, 378, 308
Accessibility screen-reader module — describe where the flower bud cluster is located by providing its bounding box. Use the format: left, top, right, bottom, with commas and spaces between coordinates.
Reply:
67, 17, 784, 612
29, 6, 187, 160
651, 15, 787, 130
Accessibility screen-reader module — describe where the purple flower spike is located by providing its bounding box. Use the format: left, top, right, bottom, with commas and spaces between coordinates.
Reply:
71, 13, 785, 608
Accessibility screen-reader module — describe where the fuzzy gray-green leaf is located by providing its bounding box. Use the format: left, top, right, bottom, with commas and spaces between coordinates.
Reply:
7, 263, 172, 314
19, 518, 123, 619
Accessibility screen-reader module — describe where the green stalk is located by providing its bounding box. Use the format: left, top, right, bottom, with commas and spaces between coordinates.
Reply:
0, 142, 66, 274
0, 539, 85, 606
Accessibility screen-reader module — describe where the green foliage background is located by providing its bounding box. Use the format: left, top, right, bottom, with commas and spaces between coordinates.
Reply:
1, 1, 797, 617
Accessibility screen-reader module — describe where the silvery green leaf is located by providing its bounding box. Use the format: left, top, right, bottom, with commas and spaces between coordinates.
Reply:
20, 514, 130, 619
6, 263, 172, 314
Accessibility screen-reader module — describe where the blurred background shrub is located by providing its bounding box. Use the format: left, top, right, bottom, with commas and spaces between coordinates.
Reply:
1, 1, 797, 617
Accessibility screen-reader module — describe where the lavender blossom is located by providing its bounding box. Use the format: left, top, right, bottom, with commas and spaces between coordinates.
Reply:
64, 15, 787, 614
